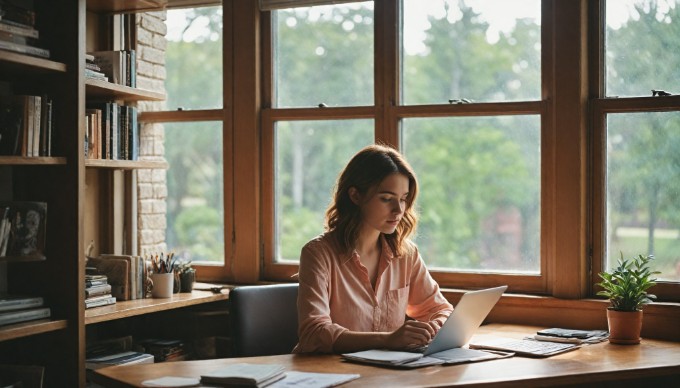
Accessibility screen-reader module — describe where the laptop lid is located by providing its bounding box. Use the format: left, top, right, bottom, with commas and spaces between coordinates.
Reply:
423, 285, 507, 356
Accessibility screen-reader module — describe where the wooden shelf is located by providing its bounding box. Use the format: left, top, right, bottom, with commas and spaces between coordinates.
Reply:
85, 78, 165, 101
0, 254, 46, 263
0, 319, 68, 342
0, 156, 67, 165
86, 0, 218, 14
85, 159, 168, 169
0, 51, 67, 74
84, 289, 228, 325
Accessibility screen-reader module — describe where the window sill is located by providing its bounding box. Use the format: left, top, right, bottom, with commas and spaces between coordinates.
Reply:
441, 289, 680, 342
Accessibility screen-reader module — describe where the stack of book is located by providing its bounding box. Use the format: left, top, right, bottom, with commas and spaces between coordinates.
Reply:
0, 295, 50, 327
87, 50, 136, 87
84, 53, 108, 82
0, 94, 53, 157
0, 2, 49, 58
137, 338, 189, 362
85, 335, 153, 372
85, 274, 116, 309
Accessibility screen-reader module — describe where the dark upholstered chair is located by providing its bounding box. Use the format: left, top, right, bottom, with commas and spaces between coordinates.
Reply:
229, 283, 299, 357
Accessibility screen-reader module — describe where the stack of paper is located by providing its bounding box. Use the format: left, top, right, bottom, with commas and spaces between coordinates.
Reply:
533, 327, 609, 344
342, 347, 508, 369
200, 363, 286, 387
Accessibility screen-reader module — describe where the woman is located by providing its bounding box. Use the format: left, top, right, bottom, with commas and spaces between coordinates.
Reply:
294, 144, 453, 354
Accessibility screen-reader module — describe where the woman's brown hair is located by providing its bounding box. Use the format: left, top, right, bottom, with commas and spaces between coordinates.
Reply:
325, 144, 419, 257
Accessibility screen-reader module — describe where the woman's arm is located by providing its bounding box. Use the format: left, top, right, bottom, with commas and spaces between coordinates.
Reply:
332, 320, 436, 353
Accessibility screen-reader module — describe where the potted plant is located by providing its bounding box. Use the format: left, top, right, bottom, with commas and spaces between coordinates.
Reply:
176, 260, 196, 293
596, 253, 660, 344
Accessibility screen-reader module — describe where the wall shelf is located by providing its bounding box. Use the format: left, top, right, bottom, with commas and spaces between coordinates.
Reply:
86, 78, 165, 101
0, 319, 68, 342
0, 156, 67, 165
84, 159, 168, 169
0, 51, 67, 74
84, 289, 228, 325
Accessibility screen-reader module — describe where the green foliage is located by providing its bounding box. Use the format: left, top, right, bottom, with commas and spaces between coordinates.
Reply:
597, 253, 660, 311
174, 205, 223, 261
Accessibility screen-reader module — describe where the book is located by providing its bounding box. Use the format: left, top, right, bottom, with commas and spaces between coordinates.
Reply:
0, 29, 37, 46
534, 328, 609, 343
85, 283, 112, 298
84, 295, 116, 309
85, 274, 108, 287
342, 347, 509, 368
88, 51, 125, 85
200, 363, 286, 387
469, 337, 580, 357
99, 254, 144, 300
0, 20, 38, 39
0, 295, 43, 313
85, 351, 153, 370
0, 201, 47, 260
0, 307, 50, 326
39, 95, 51, 156
0, 38, 49, 58
86, 256, 130, 300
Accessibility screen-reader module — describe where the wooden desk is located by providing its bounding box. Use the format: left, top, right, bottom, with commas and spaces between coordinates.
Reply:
90, 324, 680, 387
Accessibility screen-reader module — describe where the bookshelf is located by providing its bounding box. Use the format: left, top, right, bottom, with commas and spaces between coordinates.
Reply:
0, 1, 213, 386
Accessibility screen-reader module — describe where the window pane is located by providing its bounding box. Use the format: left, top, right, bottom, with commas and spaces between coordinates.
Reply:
402, 0, 541, 105
165, 7, 223, 110
164, 121, 224, 264
606, 112, 680, 281
402, 115, 540, 272
275, 120, 374, 261
274, 2, 374, 108
606, 0, 680, 98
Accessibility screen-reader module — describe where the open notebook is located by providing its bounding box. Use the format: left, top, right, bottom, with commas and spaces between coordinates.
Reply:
342, 285, 512, 368
469, 337, 581, 357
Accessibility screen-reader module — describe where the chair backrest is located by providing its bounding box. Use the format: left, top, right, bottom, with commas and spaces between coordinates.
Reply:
229, 283, 299, 357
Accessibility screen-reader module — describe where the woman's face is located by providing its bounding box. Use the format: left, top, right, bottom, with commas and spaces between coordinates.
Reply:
358, 173, 409, 235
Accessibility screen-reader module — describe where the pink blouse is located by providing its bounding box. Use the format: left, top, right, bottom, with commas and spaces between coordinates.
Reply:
294, 233, 453, 353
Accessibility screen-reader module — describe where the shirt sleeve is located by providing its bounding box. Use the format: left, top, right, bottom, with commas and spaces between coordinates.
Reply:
295, 241, 348, 353
405, 245, 453, 325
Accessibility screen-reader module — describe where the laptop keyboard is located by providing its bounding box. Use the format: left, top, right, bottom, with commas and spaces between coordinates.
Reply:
489, 339, 577, 355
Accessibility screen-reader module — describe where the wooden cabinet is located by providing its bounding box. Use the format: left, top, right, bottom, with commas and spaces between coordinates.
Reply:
0, 1, 217, 386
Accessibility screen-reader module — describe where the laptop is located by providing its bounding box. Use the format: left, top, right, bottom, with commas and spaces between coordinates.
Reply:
423, 285, 508, 355
342, 285, 509, 368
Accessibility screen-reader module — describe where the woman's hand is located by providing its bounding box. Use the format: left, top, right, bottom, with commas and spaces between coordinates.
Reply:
385, 320, 436, 350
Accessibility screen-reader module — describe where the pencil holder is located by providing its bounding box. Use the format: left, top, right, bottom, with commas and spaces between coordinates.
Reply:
151, 273, 174, 298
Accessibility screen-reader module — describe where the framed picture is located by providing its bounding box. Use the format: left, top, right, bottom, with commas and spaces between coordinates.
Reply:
0, 201, 47, 260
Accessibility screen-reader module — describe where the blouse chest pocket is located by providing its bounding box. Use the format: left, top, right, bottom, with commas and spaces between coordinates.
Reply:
385, 285, 410, 330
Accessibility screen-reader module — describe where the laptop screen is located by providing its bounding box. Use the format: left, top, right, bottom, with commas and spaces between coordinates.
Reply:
423, 285, 507, 356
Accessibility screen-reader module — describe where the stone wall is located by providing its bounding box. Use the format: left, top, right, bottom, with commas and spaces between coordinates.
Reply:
136, 11, 167, 255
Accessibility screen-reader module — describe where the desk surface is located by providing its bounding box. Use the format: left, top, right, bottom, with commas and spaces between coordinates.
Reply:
91, 324, 680, 388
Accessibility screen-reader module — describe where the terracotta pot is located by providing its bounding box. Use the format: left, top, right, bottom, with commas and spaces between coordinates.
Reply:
607, 309, 643, 344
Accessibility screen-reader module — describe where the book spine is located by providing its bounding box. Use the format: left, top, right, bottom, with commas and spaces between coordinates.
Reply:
0, 307, 50, 326
32, 95, 41, 157
0, 20, 39, 39
85, 296, 116, 309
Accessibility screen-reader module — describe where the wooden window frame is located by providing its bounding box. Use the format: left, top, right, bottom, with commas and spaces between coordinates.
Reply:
138, 1, 234, 282
260, 0, 579, 297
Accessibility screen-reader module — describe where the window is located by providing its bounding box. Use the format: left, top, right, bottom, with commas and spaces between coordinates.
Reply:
262, 1, 376, 278
593, 0, 680, 300
262, 0, 547, 292
402, 115, 540, 273
149, 5, 229, 278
